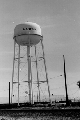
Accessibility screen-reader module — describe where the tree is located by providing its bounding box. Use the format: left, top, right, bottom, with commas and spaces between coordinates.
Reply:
77, 81, 80, 88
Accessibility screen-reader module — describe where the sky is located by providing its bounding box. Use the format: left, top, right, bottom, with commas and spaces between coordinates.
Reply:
0, 0, 80, 103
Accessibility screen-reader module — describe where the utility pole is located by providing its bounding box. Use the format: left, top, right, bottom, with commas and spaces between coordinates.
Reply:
63, 55, 69, 106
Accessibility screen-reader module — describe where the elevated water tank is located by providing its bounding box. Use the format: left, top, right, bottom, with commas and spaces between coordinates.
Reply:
13, 22, 43, 46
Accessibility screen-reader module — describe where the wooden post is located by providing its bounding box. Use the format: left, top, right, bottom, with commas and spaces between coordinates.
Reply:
9, 82, 10, 105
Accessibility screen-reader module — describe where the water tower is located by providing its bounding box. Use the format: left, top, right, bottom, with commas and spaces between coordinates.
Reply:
11, 22, 51, 105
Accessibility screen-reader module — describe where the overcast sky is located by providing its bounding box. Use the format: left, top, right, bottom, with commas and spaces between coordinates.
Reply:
0, 0, 80, 103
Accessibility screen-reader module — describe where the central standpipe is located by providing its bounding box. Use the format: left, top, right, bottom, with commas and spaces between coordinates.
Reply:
18, 45, 20, 106
27, 41, 31, 103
